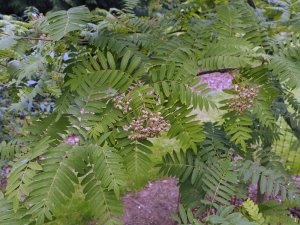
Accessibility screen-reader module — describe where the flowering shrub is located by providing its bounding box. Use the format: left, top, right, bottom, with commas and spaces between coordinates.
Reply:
1, 1, 300, 225
124, 109, 170, 140
229, 85, 259, 113
113, 93, 133, 113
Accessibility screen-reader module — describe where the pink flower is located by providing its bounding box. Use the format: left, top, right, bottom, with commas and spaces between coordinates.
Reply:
64, 134, 80, 145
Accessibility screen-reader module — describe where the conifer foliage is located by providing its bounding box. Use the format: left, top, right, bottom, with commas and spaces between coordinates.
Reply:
1, 0, 300, 224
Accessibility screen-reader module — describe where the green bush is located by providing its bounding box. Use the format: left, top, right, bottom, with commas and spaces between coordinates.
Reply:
1, 0, 300, 224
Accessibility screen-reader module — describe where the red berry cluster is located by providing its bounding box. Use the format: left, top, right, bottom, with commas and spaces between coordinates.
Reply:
123, 109, 170, 140
228, 85, 259, 113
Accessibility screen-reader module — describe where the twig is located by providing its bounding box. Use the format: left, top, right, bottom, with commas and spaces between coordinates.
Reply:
261, 0, 286, 7
276, 83, 300, 139
283, 113, 300, 139
17, 36, 52, 41
247, 0, 256, 9
1, 32, 52, 41
0, 62, 7, 68
197, 68, 237, 76
131, 199, 152, 213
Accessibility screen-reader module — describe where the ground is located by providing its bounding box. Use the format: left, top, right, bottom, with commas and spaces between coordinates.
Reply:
121, 178, 179, 225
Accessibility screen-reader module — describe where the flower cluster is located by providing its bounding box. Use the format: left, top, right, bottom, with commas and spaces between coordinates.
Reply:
64, 134, 80, 145
0, 165, 11, 191
113, 93, 132, 113
230, 196, 244, 207
228, 85, 259, 113
123, 109, 170, 140
196, 208, 217, 221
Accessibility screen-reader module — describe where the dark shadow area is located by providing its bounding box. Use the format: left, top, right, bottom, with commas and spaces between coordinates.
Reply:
0, 0, 122, 15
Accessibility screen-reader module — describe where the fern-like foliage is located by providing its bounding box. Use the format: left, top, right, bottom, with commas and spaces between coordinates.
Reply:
0, 140, 21, 161
242, 198, 265, 225
118, 139, 153, 184
201, 160, 238, 207
6, 137, 52, 213
159, 149, 203, 183
269, 55, 300, 88
26, 144, 79, 224
65, 50, 144, 92
25, 113, 70, 143
163, 105, 205, 151
199, 122, 231, 161
1, 0, 300, 224
259, 200, 299, 225
0, 195, 29, 225
239, 159, 299, 202
40, 6, 91, 41
206, 205, 255, 225
150, 64, 215, 110
172, 204, 204, 225
223, 112, 253, 151
122, 0, 140, 15
89, 145, 126, 197
81, 146, 124, 225
213, 5, 244, 38
11, 55, 47, 83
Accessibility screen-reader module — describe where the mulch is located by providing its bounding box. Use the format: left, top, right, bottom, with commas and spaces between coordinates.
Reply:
120, 178, 179, 225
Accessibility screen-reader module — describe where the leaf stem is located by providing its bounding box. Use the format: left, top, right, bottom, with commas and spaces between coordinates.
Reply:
17, 36, 52, 41
1, 32, 52, 41
197, 68, 237, 76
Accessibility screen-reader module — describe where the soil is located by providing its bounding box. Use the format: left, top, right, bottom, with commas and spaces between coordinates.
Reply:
120, 178, 179, 225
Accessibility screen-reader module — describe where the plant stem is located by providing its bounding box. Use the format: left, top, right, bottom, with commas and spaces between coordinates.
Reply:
17, 36, 52, 41
283, 113, 300, 139
256, 175, 265, 203
0, 62, 7, 68
2, 32, 52, 41
247, 0, 256, 9
197, 68, 237, 76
